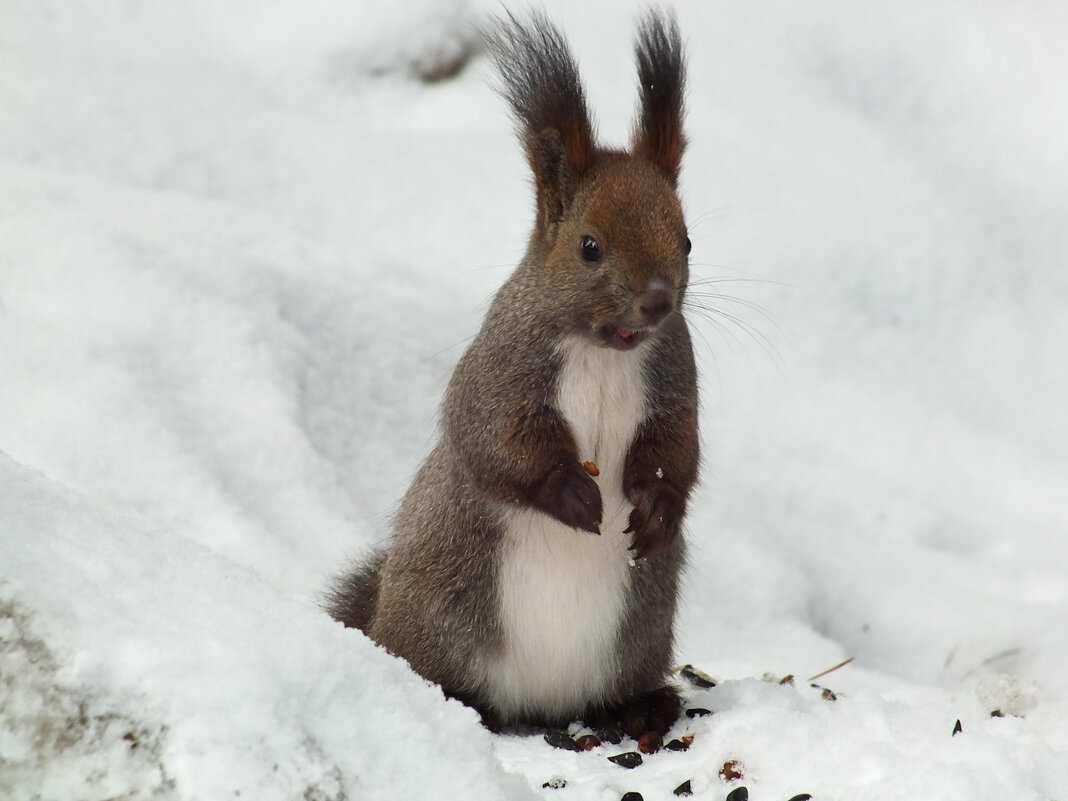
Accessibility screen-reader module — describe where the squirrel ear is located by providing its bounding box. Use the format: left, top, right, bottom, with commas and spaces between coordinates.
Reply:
631, 11, 687, 185
486, 11, 595, 227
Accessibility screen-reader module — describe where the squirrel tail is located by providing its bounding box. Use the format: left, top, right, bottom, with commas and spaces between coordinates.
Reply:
325, 549, 385, 634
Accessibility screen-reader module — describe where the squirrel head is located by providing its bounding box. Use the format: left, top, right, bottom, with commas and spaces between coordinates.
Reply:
487, 11, 690, 351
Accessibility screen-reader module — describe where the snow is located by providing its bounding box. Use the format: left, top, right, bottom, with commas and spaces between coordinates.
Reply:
1, 1, 1065, 799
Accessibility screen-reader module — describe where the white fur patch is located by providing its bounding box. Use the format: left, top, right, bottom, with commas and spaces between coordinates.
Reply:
483, 336, 649, 719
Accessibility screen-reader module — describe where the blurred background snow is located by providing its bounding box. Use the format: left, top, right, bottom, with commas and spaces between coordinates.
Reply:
1, 1, 1065, 799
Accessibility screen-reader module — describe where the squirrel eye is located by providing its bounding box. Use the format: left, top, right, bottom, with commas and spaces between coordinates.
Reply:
684, 236, 692, 256
580, 235, 601, 262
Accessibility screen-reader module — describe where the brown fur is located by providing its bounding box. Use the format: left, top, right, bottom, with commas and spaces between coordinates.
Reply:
327, 10, 699, 736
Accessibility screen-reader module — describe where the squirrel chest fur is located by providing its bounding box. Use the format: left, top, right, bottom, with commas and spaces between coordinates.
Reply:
327, 10, 700, 738
488, 336, 650, 719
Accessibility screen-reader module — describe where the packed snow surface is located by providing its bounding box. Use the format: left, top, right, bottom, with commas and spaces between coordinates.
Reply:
2, 1, 1066, 799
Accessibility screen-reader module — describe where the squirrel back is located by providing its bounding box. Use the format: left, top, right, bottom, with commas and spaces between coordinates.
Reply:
328, 10, 700, 738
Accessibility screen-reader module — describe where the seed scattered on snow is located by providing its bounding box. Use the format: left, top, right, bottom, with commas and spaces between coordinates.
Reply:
637, 731, 663, 754
719, 760, 744, 781
575, 734, 600, 751
679, 664, 716, 688
607, 751, 643, 769
809, 683, 838, 701
975, 672, 1038, 717
543, 730, 582, 752
597, 726, 623, 745
673, 779, 693, 796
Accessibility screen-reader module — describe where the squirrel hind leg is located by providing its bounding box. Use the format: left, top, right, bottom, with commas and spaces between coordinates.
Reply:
585, 684, 683, 740
324, 550, 386, 634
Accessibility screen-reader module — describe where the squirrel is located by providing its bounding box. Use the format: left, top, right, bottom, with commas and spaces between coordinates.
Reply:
327, 9, 699, 739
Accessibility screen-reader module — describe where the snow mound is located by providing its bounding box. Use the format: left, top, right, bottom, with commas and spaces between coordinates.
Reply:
0, 453, 533, 800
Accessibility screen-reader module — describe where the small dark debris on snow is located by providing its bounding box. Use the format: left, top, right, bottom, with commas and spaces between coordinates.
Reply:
679, 663, 717, 688
779, 674, 795, 686
544, 729, 583, 752
597, 726, 624, 744
725, 787, 749, 801
665, 738, 691, 752
674, 779, 693, 796
991, 709, 1005, 718
575, 734, 600, 750
719, 760, 744, 781
952, 719, 963, 736
542, 778, 566, 789
637, 731, 663, 754
621, 793, 644, 801
809, 682, 838, 700
607, 751, 644, 769
685, 707, 713, 718
786, 794, 813, 801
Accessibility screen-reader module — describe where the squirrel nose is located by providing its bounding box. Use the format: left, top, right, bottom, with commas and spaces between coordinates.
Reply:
638, 278, 675, 326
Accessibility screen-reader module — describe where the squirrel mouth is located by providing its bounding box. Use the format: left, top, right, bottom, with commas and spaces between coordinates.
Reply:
603, 326, 644, 351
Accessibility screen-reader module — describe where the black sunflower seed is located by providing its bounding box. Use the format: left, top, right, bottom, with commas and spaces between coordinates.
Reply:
543, 730, 582, 752
679, 664, 717, 688
607, 751, 643, 769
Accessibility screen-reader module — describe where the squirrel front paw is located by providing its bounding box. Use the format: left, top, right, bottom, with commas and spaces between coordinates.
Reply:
535, 462, 603, 534
624, 480, 684, 558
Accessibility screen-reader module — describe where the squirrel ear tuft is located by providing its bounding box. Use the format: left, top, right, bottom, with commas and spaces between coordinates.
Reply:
631, 10, 686, 185
485, 11, 596, 226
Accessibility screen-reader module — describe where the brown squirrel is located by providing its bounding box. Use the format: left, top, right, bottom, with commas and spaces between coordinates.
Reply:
327, 10, 699, 739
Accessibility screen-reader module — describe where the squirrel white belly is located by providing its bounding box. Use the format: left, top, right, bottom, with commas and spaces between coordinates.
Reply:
327, 10, 700, 739
485, 336, 650, 719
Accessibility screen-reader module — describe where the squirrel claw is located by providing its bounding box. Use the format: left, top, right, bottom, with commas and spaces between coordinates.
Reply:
624, 484, 683, 558
627, 535, 654, 561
